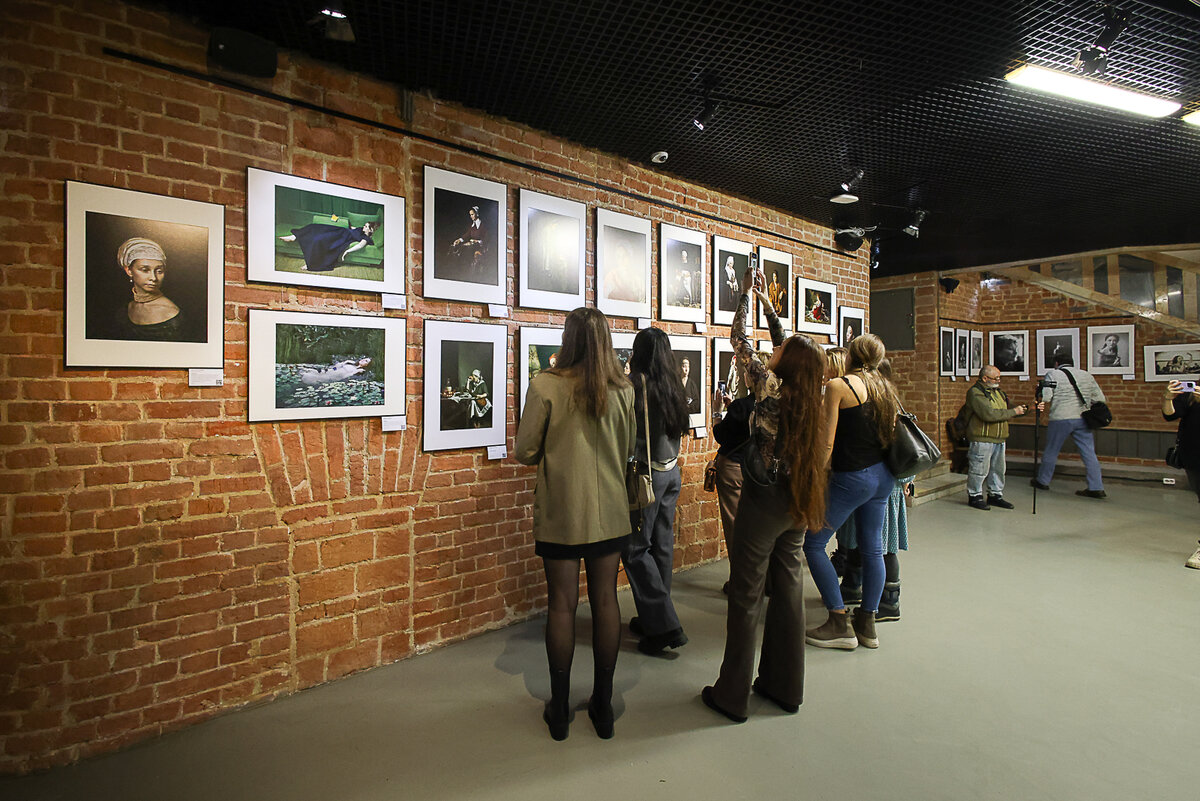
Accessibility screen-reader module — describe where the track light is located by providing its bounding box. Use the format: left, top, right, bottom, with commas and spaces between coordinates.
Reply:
1072, 3, 1129, 76
829, 169, 864, 204
869, 239, 881, 271
310, 8, 355, 42
834, 225, 876, 251
902, 209, 927, 238
692, 98, 718, 131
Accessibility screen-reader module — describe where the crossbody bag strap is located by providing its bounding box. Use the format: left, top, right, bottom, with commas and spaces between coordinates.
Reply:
1060, 367, 1089, 406
640, 374, 651, 466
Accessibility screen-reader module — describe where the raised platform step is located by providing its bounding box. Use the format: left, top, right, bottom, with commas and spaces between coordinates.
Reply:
910, 469, 967, 507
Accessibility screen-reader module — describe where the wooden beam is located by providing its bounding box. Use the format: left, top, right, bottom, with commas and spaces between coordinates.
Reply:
939, 242, 1200, 277
1153, 260, 1169, 315
1148, 251, 1200, 276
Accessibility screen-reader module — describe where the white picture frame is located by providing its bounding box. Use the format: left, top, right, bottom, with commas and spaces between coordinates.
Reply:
669, 334, 707, 429
955, 328, 970, 377
712, 235, 754, 325
518, 325, 564, 413
595, 208, 651, 319
517, 189, 585, 312
1036, 327, 1080, 376
990, 329, 1029, 376
659, 223, 706, 323
758, 246, 793, 330
1086, 324, 1135, 376
939, 327, 956, 376
969, 330, 985, 375
611, 331, 636, 378
838, 306, 865, 346
423, 166, 507, 306
1143, 342, 1200, 382
423, 320, 508, 451
713, 338, 736, 397
796, 277, 837, 336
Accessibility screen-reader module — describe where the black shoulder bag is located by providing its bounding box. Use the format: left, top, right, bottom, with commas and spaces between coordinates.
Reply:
1061, 368, 1112, 429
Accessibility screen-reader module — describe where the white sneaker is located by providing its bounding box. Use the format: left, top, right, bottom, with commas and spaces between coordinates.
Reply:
1186, 542, 1200, 570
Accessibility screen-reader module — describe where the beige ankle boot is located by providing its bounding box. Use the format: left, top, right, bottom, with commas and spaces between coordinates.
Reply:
852, 608, 878, 648
804, 610, 857, 650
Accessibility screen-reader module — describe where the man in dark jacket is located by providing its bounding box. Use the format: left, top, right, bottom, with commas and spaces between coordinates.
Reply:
964, 365, 1028, 510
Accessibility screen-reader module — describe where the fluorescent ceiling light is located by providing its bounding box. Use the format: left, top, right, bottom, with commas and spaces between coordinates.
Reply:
1005, 64, 1180, 118
1183, 110, 1200, 126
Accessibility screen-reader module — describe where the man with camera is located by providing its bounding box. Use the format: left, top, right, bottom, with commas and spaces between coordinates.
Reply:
1032, 353, 1107, 498
964, 365, 1028, 510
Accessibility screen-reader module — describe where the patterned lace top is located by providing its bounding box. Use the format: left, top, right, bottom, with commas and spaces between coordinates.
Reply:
731, 291, 787, 469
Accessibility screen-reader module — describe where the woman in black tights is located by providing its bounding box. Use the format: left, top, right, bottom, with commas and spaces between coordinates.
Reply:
514, 307, 636, 740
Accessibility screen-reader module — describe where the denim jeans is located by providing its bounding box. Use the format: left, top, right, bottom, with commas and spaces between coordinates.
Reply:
622, 463, 682, 636
966, 440, 1006, 497
803, 461, 893, 613
1036, 418, 1103, 491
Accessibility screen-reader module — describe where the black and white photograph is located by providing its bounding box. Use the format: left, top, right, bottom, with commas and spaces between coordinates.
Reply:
712, 235, 754, 325
65, 181, 224, 369
796, 277, 837, 336
970, 330, 985, 374
939, 326, 956, 376
713, 338, 736, 397
990, 329, 1029, 376
518, 326, 564, 412
659, 223, 706, 323
247, 309, 406, 423
423, 320, 507, 450
669, 334, 707, 429
1087, 324, 1134, 376
956, 328, 970, 377
611, 331, 635, 378
246, 167, 405, 296
838, 306, 865, 346
424, 166, 507, 306
517, 189, 585, 311
596, 208, 651, 319
1036, 327, 1079, 376
758, 246, 792, 330
1143, 342, 1200, 382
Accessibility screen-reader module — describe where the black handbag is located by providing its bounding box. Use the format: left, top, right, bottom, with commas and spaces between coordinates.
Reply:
1166, 440, 1184, 470
1061, 368, 1112, 429
884, 406, 942, 479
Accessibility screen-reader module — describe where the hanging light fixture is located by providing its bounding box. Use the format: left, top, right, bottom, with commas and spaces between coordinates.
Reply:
902, 209, 927, 238
692, 98, 718, 131
829, 169, 864, 204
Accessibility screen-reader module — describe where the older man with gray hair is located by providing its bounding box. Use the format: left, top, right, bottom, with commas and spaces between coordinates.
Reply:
963, 365, 1028, 510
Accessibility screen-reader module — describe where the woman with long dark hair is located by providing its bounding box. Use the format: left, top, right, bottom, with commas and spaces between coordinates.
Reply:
803, 333, 901, 651
1162, 379, 1200, 569
702, 266, 828, 723
514, 307, 635, 740
623, 327, 691, 654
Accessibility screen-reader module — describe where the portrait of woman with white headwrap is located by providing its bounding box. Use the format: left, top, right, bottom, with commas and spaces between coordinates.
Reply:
114, 236, 187, 340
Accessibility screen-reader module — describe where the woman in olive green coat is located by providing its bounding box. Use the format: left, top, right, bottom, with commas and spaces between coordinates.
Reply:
515, 307, 635, 741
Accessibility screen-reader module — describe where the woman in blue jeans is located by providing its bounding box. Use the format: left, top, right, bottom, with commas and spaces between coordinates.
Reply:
803, 334, 900, 651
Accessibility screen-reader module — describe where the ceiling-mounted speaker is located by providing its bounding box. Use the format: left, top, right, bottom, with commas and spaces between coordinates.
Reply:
939, 277, 960, 293
834, 230, 863, 251
208, 28, 278, 79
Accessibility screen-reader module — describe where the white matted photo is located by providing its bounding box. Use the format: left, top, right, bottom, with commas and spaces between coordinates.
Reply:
518, 325, 564, 413
611, 331, 636, 378
595, 208, 651, 318
713, 338, 736, 397
970, 330, 985, 374
796, 277, 837, 336
659, 223, 706, 323
1143, 342, 1200, 382
955, 329, 970, 377
423, 320, 508, 451
939, 326, 956, 376
65, 181, 224, 369
990, 329, 1029, 376
517, 189, 585, 311
669, 334, 707, 429
1087, 324, 1135, 376
758, 246, 792, 330
247, 309, 406, 423
838, 306, 865, 346
1036, 327, 1080, 376
246, 167, 405, 295
424, 166, 507, 306
713, 235, 754, 325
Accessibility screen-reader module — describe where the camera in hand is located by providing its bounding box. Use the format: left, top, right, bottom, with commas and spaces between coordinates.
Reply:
1177, 380, 1197, 393
1035, 375, 1057, 401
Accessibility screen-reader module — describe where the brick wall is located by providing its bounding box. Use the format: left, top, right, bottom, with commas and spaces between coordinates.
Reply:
0, 0, 866, 772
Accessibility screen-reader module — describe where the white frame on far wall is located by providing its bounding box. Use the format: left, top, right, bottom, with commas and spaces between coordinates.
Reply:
837, 305, 865, 346
517, 189, 586, 312
1035, 327, 1080, 376
595, 208, 652, 319
969, 329, 985, 375
1086, 324, 1135, 376
955, 329, 970, 377
990, 329, 1029, 376
517, 325, 565, 414
712, 235, 755, 326
757, 246, 793, 330
795, 277, 837, 337
422, 319, 508, 451
668, 334, 707, 430
423, 166, 507, 306
939, 326, 956, 377
659, 223, 707, 323
1143, 342, 1200, 382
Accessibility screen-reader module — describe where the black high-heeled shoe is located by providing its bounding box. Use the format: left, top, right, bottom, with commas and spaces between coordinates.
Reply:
544, 668, 570, 741
587, 696, 614, 739
544, 703, 569, 741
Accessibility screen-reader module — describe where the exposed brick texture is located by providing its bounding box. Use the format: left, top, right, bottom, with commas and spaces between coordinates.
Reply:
0, 0, 866, 773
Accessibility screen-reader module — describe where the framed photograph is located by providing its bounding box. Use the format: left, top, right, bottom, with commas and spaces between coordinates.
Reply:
1087, 324, 1135, 376
1036, 327, 1080, 376
247, 309, 406, 423
1143, 343, 1200, 382
990, 330, 1029, 376
955, 329, 970, 377
970, 330, 985, 375
65, 181, 224, 368
669, 334, 707, 429
713, 235, 754, 325
423, 320, 507, 450
424, 166, 507, 306
939, 327, 956, 376
611, 331, 636, 378
796, 277, 837, 336
758, 246, 793, 330
713, 338, 736, 397
518, 325, 564, 413
659, 223, 706, 323
595, 208, 651, 318
517, 189, 585, 312
838, 306, 865, 346
246, 167, 405, 295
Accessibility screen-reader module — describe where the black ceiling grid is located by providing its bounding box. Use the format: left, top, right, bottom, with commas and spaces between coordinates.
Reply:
154, 0, 1200, 274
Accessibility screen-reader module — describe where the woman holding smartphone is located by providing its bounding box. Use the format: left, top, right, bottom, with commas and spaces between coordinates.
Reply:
1162, 379, 1200, 569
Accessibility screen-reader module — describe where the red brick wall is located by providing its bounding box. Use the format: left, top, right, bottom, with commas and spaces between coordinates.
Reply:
0, 0, 865, 772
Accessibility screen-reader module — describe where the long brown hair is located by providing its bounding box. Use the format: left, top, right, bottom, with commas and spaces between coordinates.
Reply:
772, 335, 828, 529
824, 346, 848, 380
548, 307, 630, 417
847, 333, 901, 445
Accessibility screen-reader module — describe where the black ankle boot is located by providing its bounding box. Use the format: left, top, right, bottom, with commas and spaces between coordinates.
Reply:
587, 665, 615, 739
544, 667, 570, 741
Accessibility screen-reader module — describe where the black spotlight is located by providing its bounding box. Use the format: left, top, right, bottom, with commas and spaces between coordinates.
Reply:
834, 225, 875, 251
830, 169, 864, 204
692, 98, 718, 131
902, 208, 927, 238
869, 239, 881, 271
939, 277, 960, 294
1073, 3, 1129, 76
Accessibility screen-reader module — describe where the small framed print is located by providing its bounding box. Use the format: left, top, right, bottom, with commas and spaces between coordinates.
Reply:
713, 235, 754, 325
758, 246, 792, 330
424, 166, 507, 306
796, 277, 837, 336
838, 306, 865, 346
1036, 327, 1080, 376
1087, 324, 1134, 376
659, 223, 706, 323
423, 320, 508, 451
518, 325, 564, 413
518, 189, 585, 312
970, 330, 985, 374
1143, 342, 1200, 382
669, 334, 707, 429
595, 208, 651, 319
955, 329, 970, 377
247, 309, 406, 423
990, 330, 1029, 376
65, 181, 224, 368
713, 338, 736, 397
246, 167, 405, 295
939, 327, 956, 377
611, 331, 636, 378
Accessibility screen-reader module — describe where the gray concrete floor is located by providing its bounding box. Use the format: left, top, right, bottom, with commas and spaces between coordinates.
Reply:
4, 480, 1197, 801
